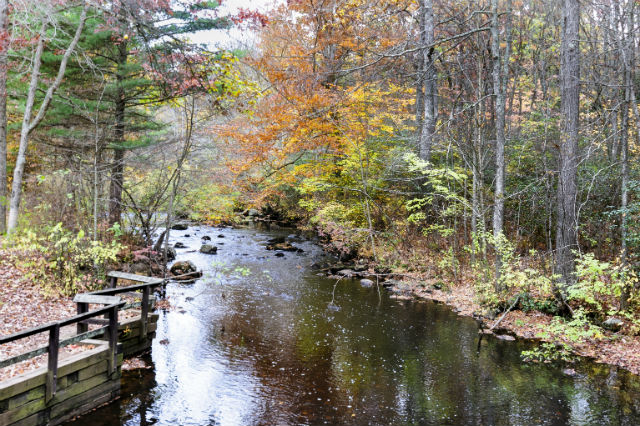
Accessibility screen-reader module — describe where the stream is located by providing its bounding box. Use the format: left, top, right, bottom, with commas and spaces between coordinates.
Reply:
65, 226, 640, 426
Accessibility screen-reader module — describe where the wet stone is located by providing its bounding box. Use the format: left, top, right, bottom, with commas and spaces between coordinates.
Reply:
200, 244, 218, 254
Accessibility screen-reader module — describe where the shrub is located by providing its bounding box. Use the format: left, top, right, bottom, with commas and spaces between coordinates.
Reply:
6, 223, 122, 296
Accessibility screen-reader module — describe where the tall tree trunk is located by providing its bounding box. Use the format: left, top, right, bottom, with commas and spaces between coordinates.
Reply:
415, 0, 425, 142
491, 0, 512, 291
108, 41, 128, 226
419, 0, 436, 162
555, 0, 580, 292
7, 5, 88, 232
618, 1, 635, 309
0, 0, 8, 233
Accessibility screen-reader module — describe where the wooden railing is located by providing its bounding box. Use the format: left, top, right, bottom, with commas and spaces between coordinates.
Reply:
81, 271, 164, 345
0, 271, 165, 402
0, 302, 124, 402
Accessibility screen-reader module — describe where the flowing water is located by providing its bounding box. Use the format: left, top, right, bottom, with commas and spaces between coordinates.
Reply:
66, 226, 640, 426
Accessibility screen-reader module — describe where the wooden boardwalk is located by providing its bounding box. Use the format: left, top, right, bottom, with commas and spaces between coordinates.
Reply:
0, 271, 164, 426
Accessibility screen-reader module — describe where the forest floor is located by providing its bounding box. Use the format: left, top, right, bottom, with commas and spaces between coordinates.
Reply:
384, 275, 640, 375
0, 249, 85, 381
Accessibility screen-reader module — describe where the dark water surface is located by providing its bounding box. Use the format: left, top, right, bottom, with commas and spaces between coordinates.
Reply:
67, 227, 640, 426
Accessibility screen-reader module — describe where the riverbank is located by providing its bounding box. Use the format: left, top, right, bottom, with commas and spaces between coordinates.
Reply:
368, 273, 640, 375
230, 217, 640, 376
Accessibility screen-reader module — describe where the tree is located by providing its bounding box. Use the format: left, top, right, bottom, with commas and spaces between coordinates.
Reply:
101, 0, 232, 226
0, 0, 8, 233
7, 1, 89, 232
419, 0, 436, 162
555, 0, 580, 291
491, 0, 512, 289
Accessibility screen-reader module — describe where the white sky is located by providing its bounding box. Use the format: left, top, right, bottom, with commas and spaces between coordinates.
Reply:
191, 0, 282, 49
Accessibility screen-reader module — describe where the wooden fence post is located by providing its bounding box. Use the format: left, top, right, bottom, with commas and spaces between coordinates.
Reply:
140, 286, 150, 342
76, 302, 88, 334
45, 324, 60, 403
107, 306, 118, 376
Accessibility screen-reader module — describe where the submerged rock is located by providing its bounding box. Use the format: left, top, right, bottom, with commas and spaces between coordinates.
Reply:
266, 236, 286, 245
337, 269, 356, 277
266, 242, 298, 251
200, 244, 218, 254
171, 223, 188, 230
202, 236, 211, 241
495, 334, 516, 341
360, 279, 375, 288
174, 242, 187, 249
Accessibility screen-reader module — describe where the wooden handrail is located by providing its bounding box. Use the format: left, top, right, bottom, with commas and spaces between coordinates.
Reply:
0, 301, 124, 402
0, 302, 124, 345
84, 271, 164, 344
0, 271, 165, 401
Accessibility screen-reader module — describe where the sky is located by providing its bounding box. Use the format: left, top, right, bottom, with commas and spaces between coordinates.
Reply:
191, 0, 282, 49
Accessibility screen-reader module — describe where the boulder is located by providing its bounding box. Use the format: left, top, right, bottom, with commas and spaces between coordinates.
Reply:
275, 252, 285, 257
171, 223, 188, 230
217, 234, 225, 238
202, 236, 211, 241
360, 279, 375, 288
603, 317, 624, 332
200, 244, 218, 254
130, 262, 151, 275
164, 246, 177, 261
170, 260, 202, 281
174, 242, 187, 249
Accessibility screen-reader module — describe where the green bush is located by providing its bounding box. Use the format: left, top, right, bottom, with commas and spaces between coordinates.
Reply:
6, 223, 122, 296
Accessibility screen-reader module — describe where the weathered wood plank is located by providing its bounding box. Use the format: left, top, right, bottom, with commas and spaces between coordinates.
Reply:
0, 345, 108, 401
106, 271, 162, 284
73, 294, 121, 305
8, 386, 44, 411
49, 379, 120, 426
0, 371, 115, 425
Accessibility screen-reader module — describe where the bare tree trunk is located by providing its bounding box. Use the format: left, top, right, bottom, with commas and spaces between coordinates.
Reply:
419, 0, 436, 162
491, 0, 512, 291
555, 0, 580, 293
415, 0, 425, 143
618, 1, 635, 309
0, 0, 8, 233
7, 5, 88, 232
108, 41, 128, 226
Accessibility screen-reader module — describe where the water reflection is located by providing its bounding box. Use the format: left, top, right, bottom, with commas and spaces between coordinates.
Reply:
66, 227, 640, 426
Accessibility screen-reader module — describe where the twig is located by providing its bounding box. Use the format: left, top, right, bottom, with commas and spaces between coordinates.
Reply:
489, 295, 520, 331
